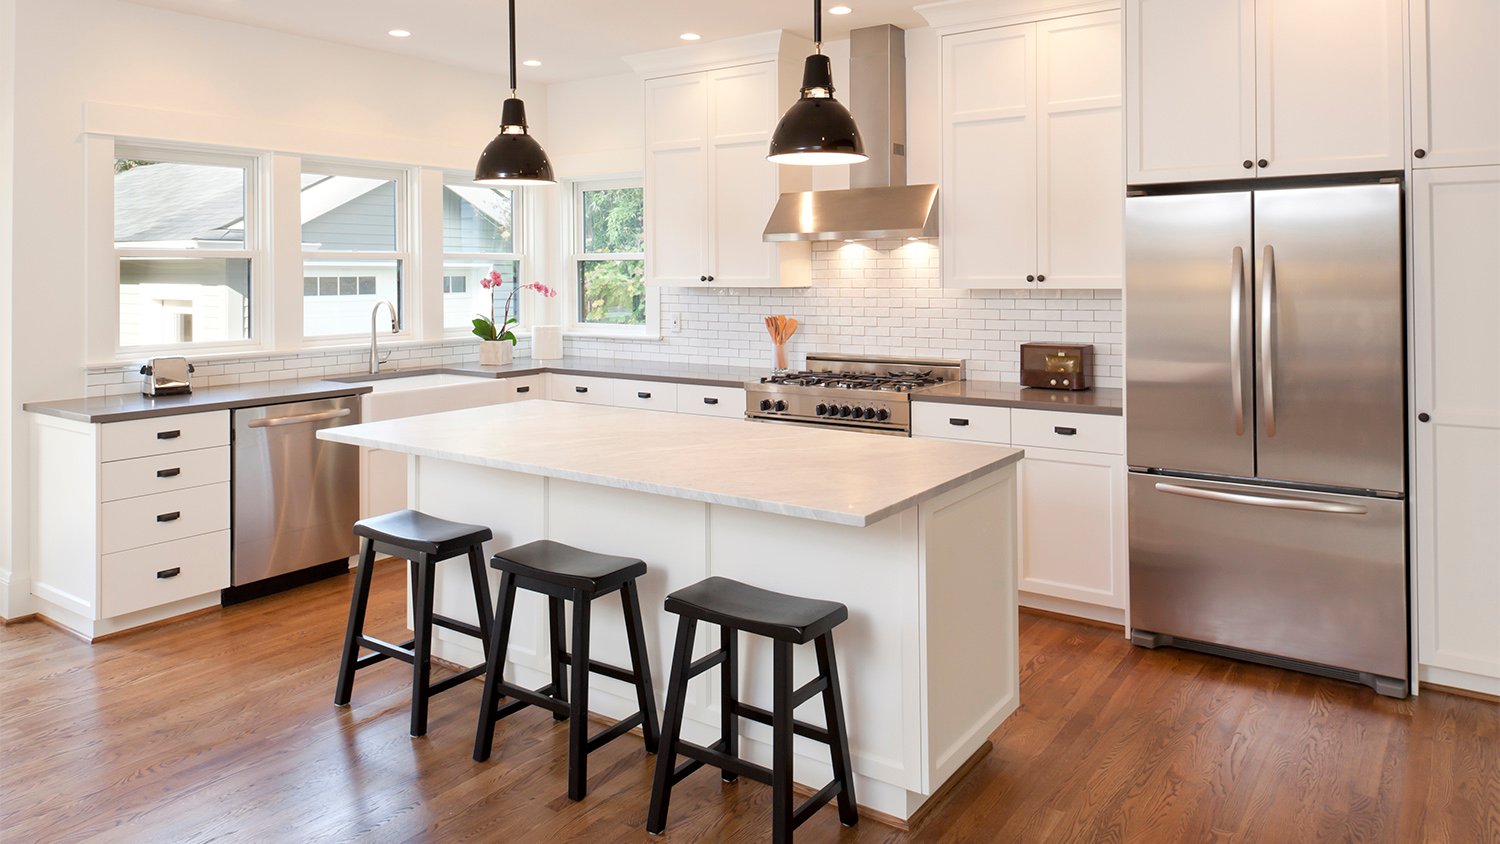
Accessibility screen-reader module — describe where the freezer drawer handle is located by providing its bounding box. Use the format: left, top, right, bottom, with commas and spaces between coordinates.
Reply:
949, 418, 970, 427
156, 430, 181, 440
156, 511, 182, 523
246, 407, 352, 429
1053, 426, 1077, 436
156, 467, 181, 478
1154, 482, 1367, 515
156, 567, 181, 579
703, 397, 719, 405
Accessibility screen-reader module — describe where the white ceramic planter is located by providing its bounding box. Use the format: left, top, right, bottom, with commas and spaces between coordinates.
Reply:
478, 341, 513, 366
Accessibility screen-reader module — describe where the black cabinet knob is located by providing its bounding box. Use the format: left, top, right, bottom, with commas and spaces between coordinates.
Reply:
1257, 158, 1269, 168
1418, 412, 1431, 422
1036, 274, 1046, 282
1243, 159, 1254, 169
707, 275, 715, 282
1026, 274, 1035, 282
700, 275, 708, 282
1414, 149, 1427, 159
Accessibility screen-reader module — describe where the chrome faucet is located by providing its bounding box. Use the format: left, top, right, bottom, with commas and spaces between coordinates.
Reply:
369, 300, 399, 374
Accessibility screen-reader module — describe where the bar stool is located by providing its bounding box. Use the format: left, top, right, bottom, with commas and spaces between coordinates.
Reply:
472, 540, 661, 801
333, 509, 494, 738
646, 576, 858, 843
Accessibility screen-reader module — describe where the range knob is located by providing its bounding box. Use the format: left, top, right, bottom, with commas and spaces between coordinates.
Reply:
759, 399, 773, 411
859, 407, 874, 419
815, 403, 830, 416
839, 405, 853, 418
773, 400, 788, 412
875, 408, 890, 421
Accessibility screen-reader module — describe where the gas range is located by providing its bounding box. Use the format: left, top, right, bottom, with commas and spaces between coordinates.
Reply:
744, 354, 965, 435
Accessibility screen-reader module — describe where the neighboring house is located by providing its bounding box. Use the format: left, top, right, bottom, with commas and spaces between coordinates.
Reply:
115, 163, 516, 344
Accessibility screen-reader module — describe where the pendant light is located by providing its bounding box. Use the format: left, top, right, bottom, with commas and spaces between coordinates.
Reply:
474, 0, 555, 185
767, 0, 867, 166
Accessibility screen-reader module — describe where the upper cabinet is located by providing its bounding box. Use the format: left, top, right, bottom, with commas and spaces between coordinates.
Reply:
941, 10, 1123, 290
1411, 0, 1500, 169
632, 33, 813, 288
1126, 0, 1404, 183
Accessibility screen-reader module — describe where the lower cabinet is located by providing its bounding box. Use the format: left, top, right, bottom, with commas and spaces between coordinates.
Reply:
914, 403, 1127, 625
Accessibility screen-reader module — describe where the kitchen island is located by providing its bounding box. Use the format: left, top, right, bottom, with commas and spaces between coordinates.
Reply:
318, 400, 1023, 822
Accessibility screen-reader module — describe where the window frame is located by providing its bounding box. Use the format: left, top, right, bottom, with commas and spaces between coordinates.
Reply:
566, 176, 657, 339
299, 159, 410, 343
111, 143, 265, 356
440, 173, 526, 338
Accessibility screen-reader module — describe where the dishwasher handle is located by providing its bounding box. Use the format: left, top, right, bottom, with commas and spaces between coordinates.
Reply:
246, 407, 352, 429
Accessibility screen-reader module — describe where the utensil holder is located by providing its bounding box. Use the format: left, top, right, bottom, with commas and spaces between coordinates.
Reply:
772, 341, 789, 372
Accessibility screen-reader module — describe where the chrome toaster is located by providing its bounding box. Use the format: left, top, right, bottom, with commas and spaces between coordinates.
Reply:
140, 357, 195, 396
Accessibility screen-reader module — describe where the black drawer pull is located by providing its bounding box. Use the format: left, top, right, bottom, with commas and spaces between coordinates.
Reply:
156, 430, 181, 440
157, 567, 181, 579
949, 418, 970, 427
156, 511, 181, 523
156, 467, 181, 478
516, 385, 530, 394
637, 391, 652, 399
1054, 426, 1078, 436
575, 386, 588, 393
703, 397, 719, 405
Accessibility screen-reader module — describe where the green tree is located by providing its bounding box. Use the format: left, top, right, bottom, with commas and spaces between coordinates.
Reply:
580, 187, 646, 324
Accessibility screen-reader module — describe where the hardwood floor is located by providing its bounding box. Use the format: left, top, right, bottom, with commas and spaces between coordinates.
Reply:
2, 562, 1495, 843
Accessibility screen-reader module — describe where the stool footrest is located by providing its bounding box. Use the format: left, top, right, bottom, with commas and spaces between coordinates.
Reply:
792, 675, 829, 707
729, 700, 833, 745
584, 711, 645, 753
430, 614, 485, 640
492, 681, 569, 718
558, 653, 639, 685
358, 636, 417, 664
675, 739, 773, 786
685, 648, 726, 680
428, 664, 486, 695
793, 780, 845, 829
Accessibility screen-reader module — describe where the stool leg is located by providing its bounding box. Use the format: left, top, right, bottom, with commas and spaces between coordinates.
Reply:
473, 571, 517, 762
646, 616, 697, 835
409, 555, 437, 738
566, 591, 592, 800
816, 632, 859, 827
466, 545, 494, 657
720, 624, 739, 782
548, 596, 568, 720
333, 538, 377, 706
621, 579, 660, 753
771, 640, 795, 844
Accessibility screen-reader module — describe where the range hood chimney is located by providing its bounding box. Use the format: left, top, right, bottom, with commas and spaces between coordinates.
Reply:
763, 24, 939, 242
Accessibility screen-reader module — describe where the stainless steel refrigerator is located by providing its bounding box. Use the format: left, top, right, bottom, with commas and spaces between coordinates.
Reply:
1125, 182, 1409, 697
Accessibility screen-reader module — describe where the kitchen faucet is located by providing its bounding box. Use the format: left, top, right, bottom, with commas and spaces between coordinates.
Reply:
369, 300, 399, 374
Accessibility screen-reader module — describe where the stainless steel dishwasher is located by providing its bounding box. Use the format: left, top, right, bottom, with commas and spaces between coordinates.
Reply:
227, 395, 361, 603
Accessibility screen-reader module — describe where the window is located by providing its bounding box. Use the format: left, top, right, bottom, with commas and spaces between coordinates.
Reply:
301, 164, 406, 338
114, 150, 257, 349
442, 178, 522, 333
571, 180, 648, 332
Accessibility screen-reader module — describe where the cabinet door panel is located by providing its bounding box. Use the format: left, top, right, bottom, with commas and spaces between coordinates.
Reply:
711, 139, 779, 285
1254, 0, 1404, 176
645, 75, 709, 287
1019, 447, 1126, 608
942, 25, 1036, 288
1411, 0, 1500, 169
1037, 11, 1123, 289
1125, 0, 1255, 184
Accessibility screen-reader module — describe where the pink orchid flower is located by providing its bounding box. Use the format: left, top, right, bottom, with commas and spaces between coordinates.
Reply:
521, 282, 558, 298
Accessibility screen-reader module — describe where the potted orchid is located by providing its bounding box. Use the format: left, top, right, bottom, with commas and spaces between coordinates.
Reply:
472, 272, 557, 365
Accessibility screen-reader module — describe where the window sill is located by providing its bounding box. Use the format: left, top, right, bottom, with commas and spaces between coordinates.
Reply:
564, 328, 661, 342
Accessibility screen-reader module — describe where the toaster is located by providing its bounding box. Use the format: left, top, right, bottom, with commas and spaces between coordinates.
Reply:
1020, 343, 1092, 391
140, 357, 195, 396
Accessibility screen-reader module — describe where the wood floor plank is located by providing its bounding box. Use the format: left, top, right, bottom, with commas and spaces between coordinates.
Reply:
2, 566, 1495, 843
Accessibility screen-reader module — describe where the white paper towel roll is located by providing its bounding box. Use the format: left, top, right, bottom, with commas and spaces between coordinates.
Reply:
532, 324, 563, 360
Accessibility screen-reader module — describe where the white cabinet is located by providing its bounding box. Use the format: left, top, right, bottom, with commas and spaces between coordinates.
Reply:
639, 34, 812, 288
548, 373, 616, 405
675, 384, 746, 418
942, 11, 1123, 290
1412, 166, 1500, 695
1411, 0, 1500, 169
610, 379, 679, 413
1126, 0, 1405, 182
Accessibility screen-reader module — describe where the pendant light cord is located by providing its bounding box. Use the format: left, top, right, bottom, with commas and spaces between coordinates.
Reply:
813, 0, 822, 52
508, 0, 518, 97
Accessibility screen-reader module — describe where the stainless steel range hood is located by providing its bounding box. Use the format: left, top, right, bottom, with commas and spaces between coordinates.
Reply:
763, 24, 939, 242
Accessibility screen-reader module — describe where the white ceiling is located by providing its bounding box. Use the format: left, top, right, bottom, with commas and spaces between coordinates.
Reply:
122, 0, 932, 84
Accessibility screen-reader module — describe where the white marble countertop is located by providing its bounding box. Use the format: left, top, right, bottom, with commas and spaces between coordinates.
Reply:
319, 400, 1023, 527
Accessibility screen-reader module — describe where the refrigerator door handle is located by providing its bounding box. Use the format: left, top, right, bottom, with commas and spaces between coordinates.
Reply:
1230, 246, 1247, 436
1259, 244, 1277, 437
1154, 481, 1368, 515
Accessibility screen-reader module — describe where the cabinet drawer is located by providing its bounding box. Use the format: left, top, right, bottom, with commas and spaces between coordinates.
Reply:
506, 374, 547, 400
101, 482, 230, 554
100, 411, 229, 462
676, 385, 746, 418
100, 446, 230, 502
1011, 409, 1122, 454
100, 530, 230, 618
911, 402, 1012, 444
548, 374, 614, 405
611, 379, 679, 412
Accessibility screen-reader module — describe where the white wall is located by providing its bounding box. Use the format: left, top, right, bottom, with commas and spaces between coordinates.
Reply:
0, 0, 17, 616
3, 0, 535, 616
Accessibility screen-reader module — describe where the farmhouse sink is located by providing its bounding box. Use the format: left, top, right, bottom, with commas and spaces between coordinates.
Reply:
331, 370, 497, 393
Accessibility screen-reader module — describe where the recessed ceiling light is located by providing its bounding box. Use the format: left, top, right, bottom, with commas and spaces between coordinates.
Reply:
522, 59, 542, 67
680, 32, 701, 41
829, 5, 853, 14
388, 29, 411, 38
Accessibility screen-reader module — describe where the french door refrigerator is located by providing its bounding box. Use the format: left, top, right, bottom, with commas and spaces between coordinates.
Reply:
1125, 182, 1409, 697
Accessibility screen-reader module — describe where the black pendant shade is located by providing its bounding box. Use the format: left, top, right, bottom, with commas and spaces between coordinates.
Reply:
767, 1, 867, 166
475, 0, 555, 186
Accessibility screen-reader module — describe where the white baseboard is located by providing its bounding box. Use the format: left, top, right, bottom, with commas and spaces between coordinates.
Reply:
1419, 663, 1500, 698
1019, 591, 1126, 631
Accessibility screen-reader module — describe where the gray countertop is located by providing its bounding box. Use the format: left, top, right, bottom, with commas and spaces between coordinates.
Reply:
26, 355, 1123, 422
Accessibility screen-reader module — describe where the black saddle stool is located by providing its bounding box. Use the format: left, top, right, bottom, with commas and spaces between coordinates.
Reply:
473, 540, 661, 801
646, 576, 858, 843
333, 509, 495, 738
